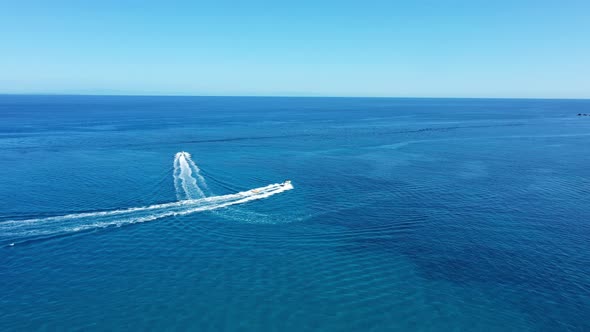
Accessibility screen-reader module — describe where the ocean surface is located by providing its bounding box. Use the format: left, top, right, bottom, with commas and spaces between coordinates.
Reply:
1, 95, 589, 331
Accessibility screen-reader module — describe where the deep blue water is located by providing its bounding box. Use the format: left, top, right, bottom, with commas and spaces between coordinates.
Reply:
1, 95, 590, 331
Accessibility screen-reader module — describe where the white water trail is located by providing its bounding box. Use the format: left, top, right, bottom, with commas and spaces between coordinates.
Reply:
185, 153, 209, 194
0, 182, 294, 245
1, 151, 293, 246
173, 151, 208, 200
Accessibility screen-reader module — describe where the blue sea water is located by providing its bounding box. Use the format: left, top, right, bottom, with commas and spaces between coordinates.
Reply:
1, 95, 589, 331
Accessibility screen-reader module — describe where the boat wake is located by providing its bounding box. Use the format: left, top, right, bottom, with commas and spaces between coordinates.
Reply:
1, 152, 293, 246
173, 151, 210, 200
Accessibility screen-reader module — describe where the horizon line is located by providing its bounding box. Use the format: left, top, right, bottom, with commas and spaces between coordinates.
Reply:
0, 92, 589, 101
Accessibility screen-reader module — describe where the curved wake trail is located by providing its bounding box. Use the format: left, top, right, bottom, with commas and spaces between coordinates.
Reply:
173, 152, 263, 223
0, 182, 293, 246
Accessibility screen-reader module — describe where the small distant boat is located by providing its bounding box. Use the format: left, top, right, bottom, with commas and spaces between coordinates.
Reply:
282, 180, 291, 186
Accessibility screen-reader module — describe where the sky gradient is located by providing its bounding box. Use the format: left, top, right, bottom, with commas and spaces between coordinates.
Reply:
1, 1, 589, 98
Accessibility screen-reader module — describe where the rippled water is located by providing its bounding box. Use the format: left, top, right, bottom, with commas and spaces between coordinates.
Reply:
1, 96, 589, 331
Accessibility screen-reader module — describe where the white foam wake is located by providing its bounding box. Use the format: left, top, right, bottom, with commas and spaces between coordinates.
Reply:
1, 151, 293, 246
173, 151, 209, 200
0, 182, 293, 244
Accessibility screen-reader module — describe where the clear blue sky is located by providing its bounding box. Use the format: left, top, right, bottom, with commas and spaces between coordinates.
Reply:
1, 1, 589, 98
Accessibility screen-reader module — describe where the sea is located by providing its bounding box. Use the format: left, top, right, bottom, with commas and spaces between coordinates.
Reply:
1, 95, 589, 331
